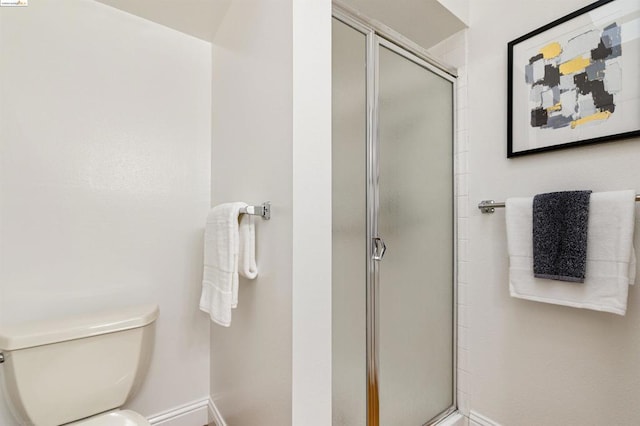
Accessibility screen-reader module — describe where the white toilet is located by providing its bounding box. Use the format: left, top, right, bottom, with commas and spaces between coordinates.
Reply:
0, 304, 159, 426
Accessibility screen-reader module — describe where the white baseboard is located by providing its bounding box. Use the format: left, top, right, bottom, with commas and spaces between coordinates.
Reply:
147, 397, 210, 426
147, 399, 485, 426
208, 397, 226, 426
436, 411, 468, 426
469, 410, 502, 426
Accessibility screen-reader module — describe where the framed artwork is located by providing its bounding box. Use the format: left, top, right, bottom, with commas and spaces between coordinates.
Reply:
507, 0, 640, 157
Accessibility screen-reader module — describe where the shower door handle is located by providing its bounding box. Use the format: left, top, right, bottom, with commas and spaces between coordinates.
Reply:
372, 237, 387, 261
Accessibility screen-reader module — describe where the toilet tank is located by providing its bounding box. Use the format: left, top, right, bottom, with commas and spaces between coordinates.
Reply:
0, 304, 159, 426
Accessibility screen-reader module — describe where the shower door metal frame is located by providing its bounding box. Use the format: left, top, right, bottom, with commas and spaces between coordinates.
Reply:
333, 3, 459, 426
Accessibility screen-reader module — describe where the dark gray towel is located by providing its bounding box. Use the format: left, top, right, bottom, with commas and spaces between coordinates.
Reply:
533, 190, 592, 283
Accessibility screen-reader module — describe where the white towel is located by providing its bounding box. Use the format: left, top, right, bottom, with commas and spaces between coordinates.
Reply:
238, 213, 258, 280
199, 202, 258, 326
506, 190, 636, 315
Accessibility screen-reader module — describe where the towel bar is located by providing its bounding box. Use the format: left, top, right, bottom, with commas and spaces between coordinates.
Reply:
478, 195, 640, 214
240, 202, 271, 220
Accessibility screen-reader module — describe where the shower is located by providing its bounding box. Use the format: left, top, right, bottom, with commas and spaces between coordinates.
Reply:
332, 5, 457, 425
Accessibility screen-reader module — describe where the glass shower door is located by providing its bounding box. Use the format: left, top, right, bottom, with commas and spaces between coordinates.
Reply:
377, 43, 454, 425
332, 11, 455, 426
332, 17, 367, 426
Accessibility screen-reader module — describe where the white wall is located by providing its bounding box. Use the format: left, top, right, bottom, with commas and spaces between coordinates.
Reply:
210, 1, 293, 424
467, 1, 640, 424
427, 28, 471, 418
292, 0, 332, 424
0, 1, 211, 423
437, 0, 469, 27
210, 0, 332, 424
341, 0, 466, 50
96, 0, 232, 42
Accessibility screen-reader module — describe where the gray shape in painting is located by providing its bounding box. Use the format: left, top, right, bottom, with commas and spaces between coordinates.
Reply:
532, 59, 545, 82
578, 93, 597, 116
546, 114, 573, 129
525, 63, 534, 84
604, 61, 622, 93
559, 74, 575, 91
552, 85, 561, 104
609, 44, 622, 59
541, 88, 555, 108
530, 84, 544, 104
586, 60, 606, 80
561, 29, 601, 62
560, 89, 578, 117
602, 24, 622, 48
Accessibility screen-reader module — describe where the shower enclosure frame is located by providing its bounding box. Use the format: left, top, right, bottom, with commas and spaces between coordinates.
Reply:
332, 3, 459, 426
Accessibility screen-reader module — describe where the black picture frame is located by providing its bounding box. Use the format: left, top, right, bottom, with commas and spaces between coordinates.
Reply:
507, 0, 640, 158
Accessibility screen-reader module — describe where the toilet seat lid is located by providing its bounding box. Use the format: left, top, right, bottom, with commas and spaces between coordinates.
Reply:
71, 410, 150, 426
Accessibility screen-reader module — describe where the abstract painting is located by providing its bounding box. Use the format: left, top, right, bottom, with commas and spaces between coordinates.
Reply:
508, 0, 639, 157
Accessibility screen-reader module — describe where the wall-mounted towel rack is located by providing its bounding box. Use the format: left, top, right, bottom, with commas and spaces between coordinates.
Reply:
478, 195, 640, 214
240, 202, 271, 220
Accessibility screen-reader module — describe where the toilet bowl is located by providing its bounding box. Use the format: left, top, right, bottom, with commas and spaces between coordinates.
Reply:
72, 409, 150, 425
0, 304, 159, 426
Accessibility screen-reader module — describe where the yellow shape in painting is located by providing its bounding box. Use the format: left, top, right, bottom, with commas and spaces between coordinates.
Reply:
547, 103, 562, 112
539, 42, 562, 59
559, 56, 591, 75
570, 111, 612, 129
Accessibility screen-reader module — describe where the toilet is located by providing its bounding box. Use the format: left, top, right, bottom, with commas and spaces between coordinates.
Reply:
0, 304, 159, 426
